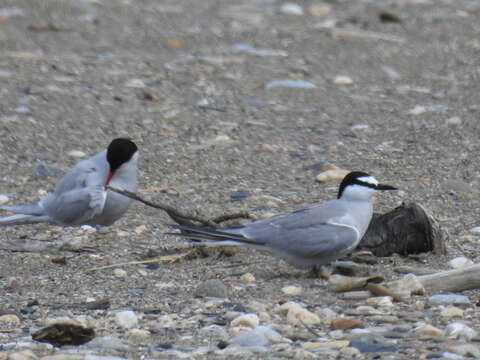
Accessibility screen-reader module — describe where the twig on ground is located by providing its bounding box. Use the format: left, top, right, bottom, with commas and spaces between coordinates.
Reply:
108, 185, 253, 227
87, 251, 196, 272
108, 185, 214, 227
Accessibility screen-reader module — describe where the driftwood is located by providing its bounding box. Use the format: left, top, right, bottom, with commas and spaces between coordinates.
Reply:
417, 264, 480, 293
359, 202, 446, 256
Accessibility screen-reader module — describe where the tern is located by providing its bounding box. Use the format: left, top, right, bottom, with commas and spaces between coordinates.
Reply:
0, 138, 138, 227
170, 171, 397, 268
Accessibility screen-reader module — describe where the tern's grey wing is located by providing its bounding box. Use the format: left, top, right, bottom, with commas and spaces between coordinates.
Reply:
43, 187, 106, 225
238, 200, 359, 260
53, 150, 108, 195
243, 199, 350, 236
270, 224, 357, 257
42, 160, 107, 225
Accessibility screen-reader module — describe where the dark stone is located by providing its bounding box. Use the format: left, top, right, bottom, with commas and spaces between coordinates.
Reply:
349, 340, 399, 353
230, 191, 250, 202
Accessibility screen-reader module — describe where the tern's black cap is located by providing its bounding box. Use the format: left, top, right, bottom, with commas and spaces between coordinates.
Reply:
106, 138, 138, 173
337, 171, 397, 198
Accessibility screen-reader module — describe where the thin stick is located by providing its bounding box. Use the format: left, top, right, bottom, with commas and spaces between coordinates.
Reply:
87, 251, 195, 272
108, 185, 253, 227
108, 185, 214, 227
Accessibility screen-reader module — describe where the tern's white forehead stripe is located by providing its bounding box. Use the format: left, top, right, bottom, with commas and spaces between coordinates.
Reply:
357, 176, 378, 186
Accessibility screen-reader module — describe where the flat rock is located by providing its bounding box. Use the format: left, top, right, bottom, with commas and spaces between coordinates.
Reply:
331, 318, 365, 330
194, 279, 228, 298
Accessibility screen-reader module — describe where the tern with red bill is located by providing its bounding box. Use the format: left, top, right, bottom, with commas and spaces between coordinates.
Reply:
0, 138, 138, 227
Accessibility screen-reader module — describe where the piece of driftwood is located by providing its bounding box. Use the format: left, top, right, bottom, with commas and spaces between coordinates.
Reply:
32, 323, 95, 346
417, 264, 480, 293
359, 202, 446, 257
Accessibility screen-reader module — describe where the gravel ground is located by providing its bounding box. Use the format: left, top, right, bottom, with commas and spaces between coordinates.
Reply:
1, 0, 480, 359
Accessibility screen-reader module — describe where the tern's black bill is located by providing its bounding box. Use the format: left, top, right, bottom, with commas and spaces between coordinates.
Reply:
376, 184, 398, 191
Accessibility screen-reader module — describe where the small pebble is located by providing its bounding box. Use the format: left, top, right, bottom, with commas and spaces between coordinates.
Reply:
240, 273, 256, 284
381, 65, 401, 80
0, 69, 15, 78
230, 325, 285, 348
275, 302, 320, 326
231, 314, 259, 328
446, 116, 462, 125
0, 194, 10, 205
125, 78, 146, 88
231, 43, 288, 57
448, 256, 473, 269
428, 294, 471, 306
67, 150, 86, 158
308, 4, 331, 17
15, 106, 30, 113
281, 285, 303, 296
7, 350, 38, 360
264, 80, 316, 89
0, 7, 25, 17
113, 268, 127, 278
230, 191, 250, 201
349, 340, 399, 353
333, 75, 353, 85
470, 226, 480, 234
0, 314, 21, 326
302, 340, 349, 351
366, 296, 394, 308
86, 336, 130, 351
316, 169, 349, 183
412, 323, 444, 337
280, 3, 304, 15
439, 306, 464, 319
194, 279, 228, 298
124, 328, 151, 344
331, 318, 364, 330
445, 321, 477, 341
444, 344, 480, 358
115, 310, 138, 329
317, 308, 338, 325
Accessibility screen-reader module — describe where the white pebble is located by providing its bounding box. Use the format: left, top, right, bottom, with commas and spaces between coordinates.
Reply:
7, 350, 38, 360
470, 226, 480, 234
124, 328, 151, 344
275, 301, 320, 326
115, 310, 138, 329
366, 296, 394, 308
448, 256, 473, 269
240, 273, 256, 284
281, 285, 303, 296
0, 314, 21, 326
231, 314, 260, 329
113, 268, 127, 278
125, 78, 146, 88
445, 321, 477, 341
333, 75, 353, 85
280, 3, 304, 15
446, 116, 462, 125
412, 323, 444, 337
15, 106, 30, 113
440, 306, 464, 319
0, 194, 9, 205
67, 150, 86, 158
408, 105, 426, 115
317, 308, 338, 325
